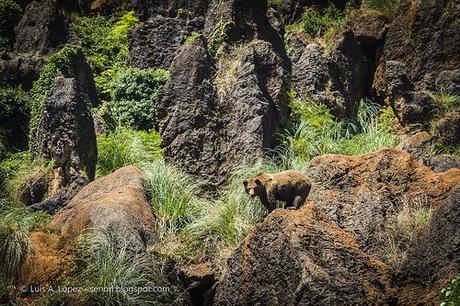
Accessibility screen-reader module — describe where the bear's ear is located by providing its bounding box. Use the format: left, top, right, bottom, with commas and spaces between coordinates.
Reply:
255, 178, 261, 185
243, 180, 248, 186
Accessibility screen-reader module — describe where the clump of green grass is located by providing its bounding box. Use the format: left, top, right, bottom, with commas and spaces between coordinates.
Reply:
431, 91, 460, 114
207, 18, 234, 56
285, 96, 400, 164
214, 44, 245, 99
78, 232, 171, 305
143, 159, 203, 236
383, 195, 433, 271
96, 128, 163, 177
0, 201, 51, 282
184, 31, 201, 46
442, 275, 460, 306
0, 151, 53, 205
361, 0, 407, 22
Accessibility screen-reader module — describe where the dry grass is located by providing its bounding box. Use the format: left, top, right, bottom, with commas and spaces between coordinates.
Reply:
214, 45, 245, 100
384, 195, 433, 271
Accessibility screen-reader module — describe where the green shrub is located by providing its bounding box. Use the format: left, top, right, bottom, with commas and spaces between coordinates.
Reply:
0, 87, 30, 157
0, 151, 53, 205
361, 0, 406, 22
143, 160, 203, 236
109, 68, 169, 130
184, 31, 201, 46
285, 97, 400, 163
0, 203, 51, 282
0, 0, 22, 48
29, 45, 84, 154
442, 276, 460, 306
71, 11, 139, 101
207, 18, 234, 56
96, 128, 163, 177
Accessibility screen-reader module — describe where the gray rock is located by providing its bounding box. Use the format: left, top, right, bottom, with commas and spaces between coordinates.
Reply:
427, 155, 460, 173
0, 51, 44, 89
433, 111, 460, 147
128, 15, 203, 69
436, 69, 460, 94
14, 0, 68, 54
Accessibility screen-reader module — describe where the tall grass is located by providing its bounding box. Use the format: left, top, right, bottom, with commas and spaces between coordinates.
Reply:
361, 0, 407, 22
96, 128, 163, 177
143, 160, 203, 236
0, 201, 51, 282
78, 232, 169, 306
0, 152, 53, 205
285, 96, 400, 164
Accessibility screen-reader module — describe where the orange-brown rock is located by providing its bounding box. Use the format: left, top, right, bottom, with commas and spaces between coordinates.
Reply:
52, 166, 156, 252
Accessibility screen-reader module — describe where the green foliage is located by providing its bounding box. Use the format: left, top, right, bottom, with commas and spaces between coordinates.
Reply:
207, 18, 234, 55
431, 91, 460, 114
109, 68, 169, 130
184, 31, 201, 46
0, 0, 22, 48
285, 96, 400, 164
361, 0, 406, 22
0, 87, 30, 158
442, 276, 460, 306
0, 202, 51, 282
29, 45, 84, 154
0, 151, 53, 205
96, 128, 163, 177
71, 12, 139, 102
268, 0, 284, 8
143, 160, 203, 236
78, 233, 168, 305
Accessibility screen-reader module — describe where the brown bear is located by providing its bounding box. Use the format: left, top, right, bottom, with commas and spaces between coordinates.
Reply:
243, 170, 311, 212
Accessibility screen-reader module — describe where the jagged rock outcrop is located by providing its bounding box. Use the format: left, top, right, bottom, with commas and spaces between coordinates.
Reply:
30, 48, 97, 213
14, 0, 68, 54
52, 166, 156, 252
433, 111, 460, 147
215, 203, 396, 305
128, 15, 203, 69
373, 0, 460, 126
157, 0, 289, 185
217, 149, 459, 305
307, 149, 460, 259
398, 184, 460, 304
0, 52, 44, 89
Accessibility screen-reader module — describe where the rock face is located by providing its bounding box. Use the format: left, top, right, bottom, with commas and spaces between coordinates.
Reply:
14, 0, 68, 54
128, 15, 203, 69
398, 184, 460, 304
307, 149, 460, 259
290, 31, 372, 119
215, 203, 395, 305
52, 166, 156, 252
217, 149, 460, 305
373, 0, 460, 126
157, 0, 289, 185
30, 49, 97, 213
0, 52, 44, 90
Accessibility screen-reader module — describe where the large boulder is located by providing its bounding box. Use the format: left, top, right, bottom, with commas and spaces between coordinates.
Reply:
52, 166, 156, 252
215, 203, 395, 305
30, 48, 97, 213
307, 149, 460, 259
157, 0, 289, 185
128, 15, 203, 70
14, 0, 68, 54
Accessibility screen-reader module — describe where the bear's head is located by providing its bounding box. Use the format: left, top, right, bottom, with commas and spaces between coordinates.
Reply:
243, 176, 266, 198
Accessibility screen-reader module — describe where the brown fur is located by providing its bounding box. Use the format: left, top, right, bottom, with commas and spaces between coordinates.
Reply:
243, 170, 311, 212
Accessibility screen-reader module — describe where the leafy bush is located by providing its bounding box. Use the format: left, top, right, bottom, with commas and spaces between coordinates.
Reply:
71, 12, 139, 101
0, 87, 30, 157
29, 45, 84, 153
285, 96, 400, 164
207, 18, 234, 55
0, 202, 51, 282
361, 0, 406, 22
143, 160, 203, 236
0, 0, 22, 48
109, 68, 170, 130
96, 128, 163, 177
442, 276, 460, 306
